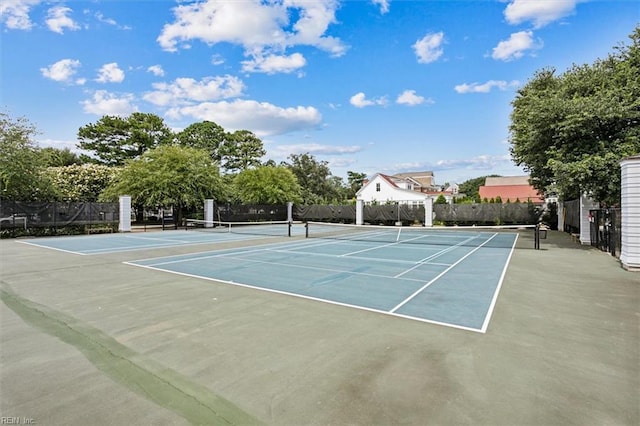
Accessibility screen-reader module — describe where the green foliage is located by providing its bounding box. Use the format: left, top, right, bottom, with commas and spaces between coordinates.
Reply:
434, 194, 448, 204
47, 164, 119, 201
100, 145, 224, 222
221, 130, 266, 172
509, 26, 640, 205
0, 112, 57, 200
346, 171, 368, 198
77, 113, 174, 166
234, 166, 302, 204
176, 121, 226, 163
283, 153, 347, 204
458, 175, 500, 203
495, 195, 503, 204
40, 147, 83, 166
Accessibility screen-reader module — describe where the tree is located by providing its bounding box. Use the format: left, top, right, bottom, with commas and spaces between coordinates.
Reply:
221, 130, 265, 172
176, 121, 226, 163
284, 153, 344, 204
434, 194, 448, 204
100, 145, 224, 224
40, 147, 83, 166
0, 112, 57, 200
234, 166, 302, 204
509, 26, 640, 205
458, 175, 500, 203
346, 171, 368, 199
77, 112, 174, 166
47, 164, 119, 201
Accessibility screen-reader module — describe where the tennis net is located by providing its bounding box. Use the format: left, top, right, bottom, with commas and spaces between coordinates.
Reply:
304, 222, 544, 249
185, 219, 293, 237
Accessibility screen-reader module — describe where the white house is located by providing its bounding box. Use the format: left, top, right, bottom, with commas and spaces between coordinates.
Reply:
356, 173, 432, 205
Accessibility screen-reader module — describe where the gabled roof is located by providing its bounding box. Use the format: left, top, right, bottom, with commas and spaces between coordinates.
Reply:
356, 173, 429, 199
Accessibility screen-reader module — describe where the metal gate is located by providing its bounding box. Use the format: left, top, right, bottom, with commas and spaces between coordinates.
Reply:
589, 208, 621, 257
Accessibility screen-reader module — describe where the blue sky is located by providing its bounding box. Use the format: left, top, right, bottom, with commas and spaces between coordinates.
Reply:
1, 0, 638, 185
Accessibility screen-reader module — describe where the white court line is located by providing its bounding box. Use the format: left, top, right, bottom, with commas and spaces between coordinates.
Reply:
340, 234, 429, 256
16, 240, 87, 256
390, 233, 499, 313
130, 245, 429, 283
124, 261, 484, 333
394, 235, 478, 278
479, 233, 519, 333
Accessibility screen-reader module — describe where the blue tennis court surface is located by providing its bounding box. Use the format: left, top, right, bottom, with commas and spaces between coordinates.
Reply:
126, 229, 519, 332
17, 224, 299, 255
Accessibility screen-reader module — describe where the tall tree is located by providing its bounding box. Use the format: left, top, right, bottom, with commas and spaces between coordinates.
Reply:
284, 153, 343, 204
221, 130, 265, 172
77, 112, 174, 166
0, 112, 57, 200
100, 145, 224, 224
176, 121, 226, 163
509, 26, 640, 205
234, 166, 302, 204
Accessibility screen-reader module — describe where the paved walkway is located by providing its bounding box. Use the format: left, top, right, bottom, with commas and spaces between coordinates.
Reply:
1, 230, 638, 425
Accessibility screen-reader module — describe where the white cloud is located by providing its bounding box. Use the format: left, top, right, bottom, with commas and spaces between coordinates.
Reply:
96, 63, 125, 83
413, 32, 445, 64
166, 99, 322, 137
40, 59, 84, 84
454, 80, 520, 94
241, 52, 306, 74
396, 90, 433, 106
81, 90, 137, 116
157, 0, 346, 73
143, 75, 245, 106
504, 0, 579, 28
491, 31, 542, 61
350, 92, 387, 108
390, 154, 514, 175
371, 0, 390, 14
147, 65, 165, 77
0, 0, 40, 30
46, 5, 79, 34
270, 143, 362, 158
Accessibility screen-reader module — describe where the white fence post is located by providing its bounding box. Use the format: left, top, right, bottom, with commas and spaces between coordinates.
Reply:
204, 199, 214, 227
356, 200, 364, 225
579, 194, 598, 245
118, 195, 131, 232
424, 197, 433, 227
620, 155, 640, 271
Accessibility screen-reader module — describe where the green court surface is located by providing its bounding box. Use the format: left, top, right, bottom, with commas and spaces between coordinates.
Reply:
1, 229, 638, 425
127, 229, 518, 332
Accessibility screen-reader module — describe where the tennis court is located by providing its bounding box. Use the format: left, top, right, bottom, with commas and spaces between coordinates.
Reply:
126, 223, 527, 332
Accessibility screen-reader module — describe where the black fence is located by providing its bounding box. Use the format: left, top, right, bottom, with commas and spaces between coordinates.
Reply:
293, 203, 542, 226
216, 203, 288, 222
589, 208, 621, 257
0, 200, 119, 237
562, 199, 581, 233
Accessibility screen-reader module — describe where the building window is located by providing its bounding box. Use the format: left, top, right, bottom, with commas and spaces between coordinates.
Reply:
376, 183, 381, 192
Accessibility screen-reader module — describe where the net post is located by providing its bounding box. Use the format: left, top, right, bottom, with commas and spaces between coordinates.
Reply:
534, 223, 540, 250
288, 221, 292, 237
305, 222, 309, 238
